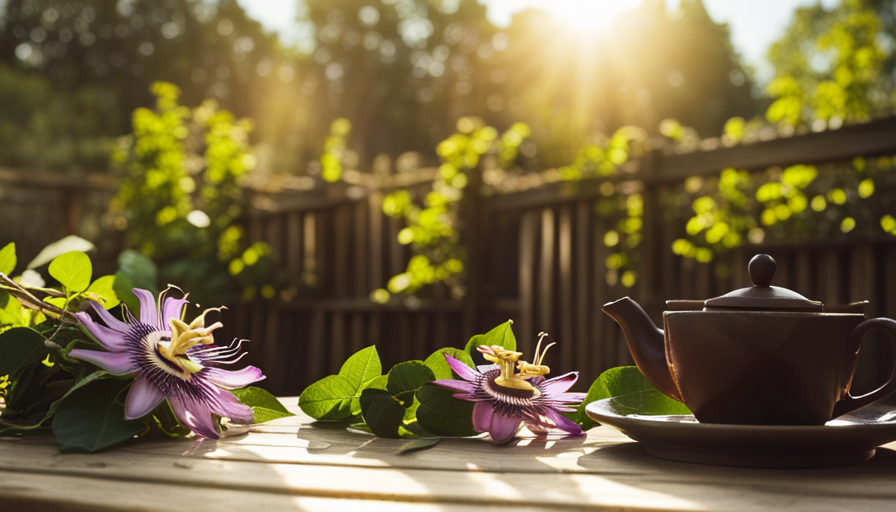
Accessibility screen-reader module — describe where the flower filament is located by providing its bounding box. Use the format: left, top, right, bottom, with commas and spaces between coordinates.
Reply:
477, 333, 555, 394
158, 307, 224, 375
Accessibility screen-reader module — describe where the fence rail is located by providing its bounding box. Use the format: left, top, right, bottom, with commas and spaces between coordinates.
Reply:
4, 118, 896, 396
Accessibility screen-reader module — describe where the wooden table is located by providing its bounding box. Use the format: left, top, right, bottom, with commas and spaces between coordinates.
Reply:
3, 397, 896, 511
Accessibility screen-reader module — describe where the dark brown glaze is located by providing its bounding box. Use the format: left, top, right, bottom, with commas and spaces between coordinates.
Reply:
663, 311, 864, 425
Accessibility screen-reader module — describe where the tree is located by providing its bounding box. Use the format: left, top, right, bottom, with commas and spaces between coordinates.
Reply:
766, 0, 893, 126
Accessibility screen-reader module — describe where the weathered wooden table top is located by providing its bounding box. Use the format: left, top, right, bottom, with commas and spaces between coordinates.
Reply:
3, 397, 896, 511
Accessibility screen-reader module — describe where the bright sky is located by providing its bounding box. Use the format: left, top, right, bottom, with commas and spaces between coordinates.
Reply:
238, 0, 840, 80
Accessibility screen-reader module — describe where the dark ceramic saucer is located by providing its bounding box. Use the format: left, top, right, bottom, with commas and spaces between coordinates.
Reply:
586, 398, 896, 468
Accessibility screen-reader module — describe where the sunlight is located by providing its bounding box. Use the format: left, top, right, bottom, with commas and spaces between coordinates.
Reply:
525, 0, 643, 31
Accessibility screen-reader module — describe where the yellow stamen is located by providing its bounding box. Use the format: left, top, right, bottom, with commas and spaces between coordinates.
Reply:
158, 310, 224, 375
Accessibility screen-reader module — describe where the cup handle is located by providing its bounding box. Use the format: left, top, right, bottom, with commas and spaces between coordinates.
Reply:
833, 317, 896, 418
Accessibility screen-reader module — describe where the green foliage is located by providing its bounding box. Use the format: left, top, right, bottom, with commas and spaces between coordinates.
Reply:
112, 82, 284, 306
320, 118, 351, 182
766, 0, 891, 126
672, 154, 896, 261
572, 366, 691, 431
424, 348, 475, 381
0, 243, 16, 275
297, 375, 357, 421
0, 328, 48, 377
26, 236, 96, 270
415, 383, 477, 437
298, 322, 514, 439
0, 241, 279, 449
231, 387, 295, 423
0, 65, 113, 170
52, 380, 142, 453
48, 252, 92, 294
375, 118, 529, 299
464, 320, 517, 361
359, 388, 407, 438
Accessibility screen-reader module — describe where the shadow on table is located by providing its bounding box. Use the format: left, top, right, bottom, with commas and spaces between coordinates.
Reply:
576, 442, 896, 509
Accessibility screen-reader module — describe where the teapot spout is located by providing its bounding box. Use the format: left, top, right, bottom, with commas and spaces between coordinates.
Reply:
602, 297, 682, 401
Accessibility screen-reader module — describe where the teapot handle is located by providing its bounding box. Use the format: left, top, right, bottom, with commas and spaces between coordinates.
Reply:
833, 317, 896, 418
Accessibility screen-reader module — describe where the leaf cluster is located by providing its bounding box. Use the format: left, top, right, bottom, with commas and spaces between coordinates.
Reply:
298, 320, 689, 452
0, 240, 290, 452
298, 321, 522, 448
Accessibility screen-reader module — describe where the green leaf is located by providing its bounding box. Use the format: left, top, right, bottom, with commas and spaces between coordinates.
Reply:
232, 386, 295, 424
0, 371, 108, 437
395, 438, 441, 455
86, 275, 120, 309
386, 361, 435, 402
359, 388, 405, 438
339, 346, 382, 390
298, 375, 356, 421
363, 375, 388, 391
415, 383, 477, 437
117, 250, 158, 293
0, 327, 48, 376
27, 236, 95, 270
574, 366, 691, 430
48, 251, 92, 293
112, 271, 138, 313
424, 347, 476, 380
44, 296, 67, 309
0, 242, 16, 275
464, 320, 517, 359
0, 293, 23, 326
52, 379, 142, 453
339, 346, 382, 415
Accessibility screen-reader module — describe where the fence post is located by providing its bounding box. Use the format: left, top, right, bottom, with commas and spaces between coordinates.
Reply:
638, 149, 662, 317
462, 162, 483, 340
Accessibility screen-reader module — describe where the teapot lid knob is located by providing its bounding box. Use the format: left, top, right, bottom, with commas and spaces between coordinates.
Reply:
749, 254, 776, 287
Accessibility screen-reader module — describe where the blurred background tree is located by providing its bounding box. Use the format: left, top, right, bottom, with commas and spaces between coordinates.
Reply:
766, 0, 896, 127
0, 0, 768, 173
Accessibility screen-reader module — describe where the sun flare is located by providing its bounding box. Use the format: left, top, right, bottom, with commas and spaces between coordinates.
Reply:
532, 0, 643, 31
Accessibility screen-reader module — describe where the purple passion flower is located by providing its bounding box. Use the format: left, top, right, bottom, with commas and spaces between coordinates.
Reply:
69, 288, 265, 439
432, 334, 586, 443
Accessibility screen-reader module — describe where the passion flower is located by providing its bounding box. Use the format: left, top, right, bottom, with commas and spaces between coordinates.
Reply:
69, 288, 264, 439
432, 334, 585, 443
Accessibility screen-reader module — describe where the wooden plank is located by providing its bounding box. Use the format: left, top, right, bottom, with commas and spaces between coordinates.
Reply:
307, 309, 327, 382
286, 211, 303, 284
593, 215, 611, 374
304, 212, 318, 287
575, 200, 591, 379
6, 400, 896, 512
518, 211, 538, 357
558, 205, 573, 372
369, 192, 384, 291
656, 116, 896, 183
265, 214, 284, 262
538, 208, 555, 346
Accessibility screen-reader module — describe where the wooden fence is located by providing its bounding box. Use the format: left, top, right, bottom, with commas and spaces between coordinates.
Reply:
226, 117, 896, 395
4, 118, 896, 396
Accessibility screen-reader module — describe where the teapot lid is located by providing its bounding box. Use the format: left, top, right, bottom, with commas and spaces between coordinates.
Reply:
704, 254, 823, 312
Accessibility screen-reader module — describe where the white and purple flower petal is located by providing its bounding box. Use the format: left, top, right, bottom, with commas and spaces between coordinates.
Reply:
487, 411, 523, 443
75, 312, 131, 351
169, 395, 220, 440
542, 407, 584, 436
472, 401, 493, 432
68, 348, 133, 375
132, 288, 162, 328
205, 366, 266, 390
434, 345, 585, 442
70, 287, 265, 440
125, 377, 166, 420
445, 355, 481, 382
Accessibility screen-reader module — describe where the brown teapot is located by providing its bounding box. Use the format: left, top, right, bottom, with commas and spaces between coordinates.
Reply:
603, 254, 896, 425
